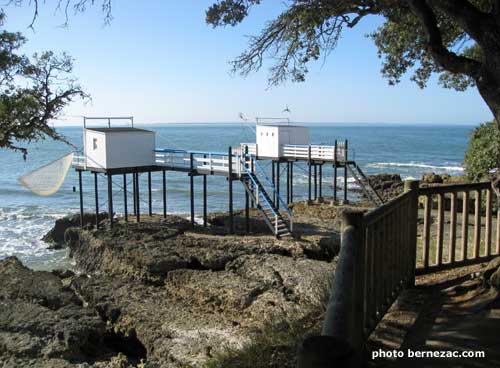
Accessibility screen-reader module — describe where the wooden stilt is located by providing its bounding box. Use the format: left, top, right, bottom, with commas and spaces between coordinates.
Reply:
286, 161, 290, 204
94, 172, 99, 229
228, 146, 234, 234
135, 172, 140, 223
343, 163, 348, 203
290, 161, 294, 203
344, 140, 348, 203
78, 170, 84, 228
308, 146, 312, 203
319, 163, 323, 199
333, 139, 338, 202
314, 164, 318, 200
202, 154, 207, 227
276, 161, 280, 209
123, 174, 128, 223
107, 173, 113, 228
245, 188, 250, 233
162, 170, 167, 218
250, 157, 255, 208
132, 172, 137, 216
203, 174, 207, 227
148, 171, 152, 217
272, 161, 276, 205
190, 153, 195, 229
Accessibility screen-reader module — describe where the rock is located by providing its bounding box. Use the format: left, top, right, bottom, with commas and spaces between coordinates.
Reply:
0, 257, 140, 367
208, 209, 272, 234
60, 218, 337, 366
363, 173, 403, 201
421, 172, 443, 184
68, 253, 334, 367
42, 212, 108, 248
65, 220, 309, 284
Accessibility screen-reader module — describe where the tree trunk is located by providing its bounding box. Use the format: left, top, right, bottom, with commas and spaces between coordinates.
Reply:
476, 76, 500, 127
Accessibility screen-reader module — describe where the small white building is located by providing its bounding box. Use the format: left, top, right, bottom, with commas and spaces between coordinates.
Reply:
83, 127, 155, 169
256, 125, 309, 158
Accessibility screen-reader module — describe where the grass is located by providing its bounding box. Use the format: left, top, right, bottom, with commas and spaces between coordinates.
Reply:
203, 314, 322, 368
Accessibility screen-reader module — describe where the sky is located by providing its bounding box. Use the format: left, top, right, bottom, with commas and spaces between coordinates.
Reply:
3, 1, 493, 125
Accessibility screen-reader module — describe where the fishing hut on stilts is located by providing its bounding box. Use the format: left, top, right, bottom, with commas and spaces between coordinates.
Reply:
73, 117, 383, 238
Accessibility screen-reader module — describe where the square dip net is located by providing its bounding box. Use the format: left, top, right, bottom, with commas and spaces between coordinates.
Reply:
17, 153, 74, 196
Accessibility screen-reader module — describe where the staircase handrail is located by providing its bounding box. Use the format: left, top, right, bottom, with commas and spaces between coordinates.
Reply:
240, 159, 278, 217
354, 163, 384, 204
243, 154, 293, 218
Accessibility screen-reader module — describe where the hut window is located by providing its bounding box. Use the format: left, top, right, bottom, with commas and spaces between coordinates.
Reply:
93, 138, 98, 150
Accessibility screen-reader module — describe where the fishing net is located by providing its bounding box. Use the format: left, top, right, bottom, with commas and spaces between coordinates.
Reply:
18, 153, 74, 196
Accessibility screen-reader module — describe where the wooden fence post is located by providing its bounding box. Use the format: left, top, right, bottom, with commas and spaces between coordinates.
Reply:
298, 210, 365, 368
404, 180, 419, 286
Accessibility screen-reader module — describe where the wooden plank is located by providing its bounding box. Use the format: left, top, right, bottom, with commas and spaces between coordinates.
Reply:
449, 192, 457, 263
419, 181, 490, 196
461, 191, 469, 261
423, 194, 432, 269
485, 188, 492, 257
473, 190, 481, 259
436, 193, 444, 266
497, 201, 500, 255
415, 254, 499, 275
367, 225, 376, 326
377, 220, 384, 320
384, 215, 391, 305
364, 190, 412, 225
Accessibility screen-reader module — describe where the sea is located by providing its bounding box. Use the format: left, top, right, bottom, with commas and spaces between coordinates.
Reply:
0, 123, 472, 270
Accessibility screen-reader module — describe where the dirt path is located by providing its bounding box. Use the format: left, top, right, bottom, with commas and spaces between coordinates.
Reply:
368, 263, 500, 368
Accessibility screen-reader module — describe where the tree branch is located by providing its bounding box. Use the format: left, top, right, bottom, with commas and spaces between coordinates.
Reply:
407, 0, 482, 78
430, 0, 491, 44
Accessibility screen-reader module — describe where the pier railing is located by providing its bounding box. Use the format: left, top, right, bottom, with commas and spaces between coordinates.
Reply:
239, 142, 347, 161
154, 149, 242, 176
299, 179, 500, 367
416, 181, 500, 274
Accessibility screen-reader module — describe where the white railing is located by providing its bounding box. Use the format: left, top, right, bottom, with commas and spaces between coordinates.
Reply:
239, 143, 346, 161
240, 143, 257, 156
283, 144, 346, 161
155, 149, 242, 176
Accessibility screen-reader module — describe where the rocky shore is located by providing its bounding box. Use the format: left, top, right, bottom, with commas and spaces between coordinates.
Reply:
1, 172, 485, 367
1, 206, 343, 367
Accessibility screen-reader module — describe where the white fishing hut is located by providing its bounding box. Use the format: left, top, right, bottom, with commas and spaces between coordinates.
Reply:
82, 117, 155, 169
255, 123, 309, 158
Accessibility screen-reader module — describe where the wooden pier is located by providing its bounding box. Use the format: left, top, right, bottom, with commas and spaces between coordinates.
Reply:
73, 117, 383, 237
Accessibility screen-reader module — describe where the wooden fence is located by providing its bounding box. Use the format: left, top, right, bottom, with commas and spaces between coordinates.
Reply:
416, 181, 500, 274
298, 180, 500, 367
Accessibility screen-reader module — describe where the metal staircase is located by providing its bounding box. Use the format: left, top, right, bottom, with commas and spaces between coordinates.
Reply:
346, 162, 384, 206
240, 156, 293, 238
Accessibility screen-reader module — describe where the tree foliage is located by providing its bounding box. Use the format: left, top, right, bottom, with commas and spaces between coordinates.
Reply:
0, 13, 87, 158
464, 121, 500, 181
205, 0, 500, 125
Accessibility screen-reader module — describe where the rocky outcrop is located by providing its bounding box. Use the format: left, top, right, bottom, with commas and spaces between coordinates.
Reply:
349, 173, 404, 202
42, 212, 109, 248
0, 257, 141, 368
421, 172, 468, 185
28, 215, 340, 367
367, 173, 404, 201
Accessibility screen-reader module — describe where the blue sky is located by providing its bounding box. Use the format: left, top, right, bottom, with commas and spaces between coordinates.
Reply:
3, 1, 492, 124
